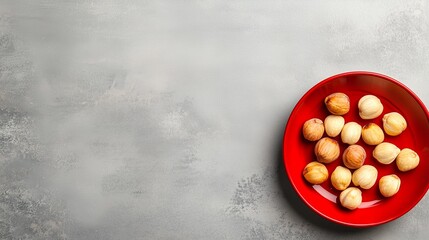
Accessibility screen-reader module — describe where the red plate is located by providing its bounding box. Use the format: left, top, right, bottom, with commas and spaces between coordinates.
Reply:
283, 71, 429, 227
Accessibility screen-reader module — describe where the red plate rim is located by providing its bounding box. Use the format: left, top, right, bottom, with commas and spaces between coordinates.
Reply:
283, 71, 429, 227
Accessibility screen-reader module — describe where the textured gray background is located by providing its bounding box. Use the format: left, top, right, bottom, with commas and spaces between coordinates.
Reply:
1, 0, 429, 239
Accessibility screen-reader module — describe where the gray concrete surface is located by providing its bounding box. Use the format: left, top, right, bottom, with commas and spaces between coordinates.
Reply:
1, 0, 429, 239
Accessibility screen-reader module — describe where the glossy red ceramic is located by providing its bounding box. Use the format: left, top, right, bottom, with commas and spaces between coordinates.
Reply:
283, 71, 429, 227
